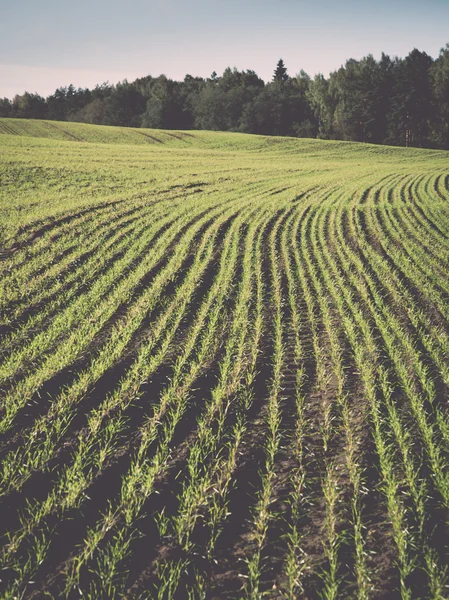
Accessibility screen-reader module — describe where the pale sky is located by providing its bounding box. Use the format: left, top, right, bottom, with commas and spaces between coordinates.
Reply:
0, 0, 448, 98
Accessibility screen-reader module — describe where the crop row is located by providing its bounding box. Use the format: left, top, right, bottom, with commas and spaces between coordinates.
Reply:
1, 156, 449, 599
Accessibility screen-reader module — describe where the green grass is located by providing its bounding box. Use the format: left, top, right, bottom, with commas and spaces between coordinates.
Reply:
0, 118, 449, 599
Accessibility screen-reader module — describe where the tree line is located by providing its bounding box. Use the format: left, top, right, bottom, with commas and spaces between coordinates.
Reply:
1, 45, 449, 149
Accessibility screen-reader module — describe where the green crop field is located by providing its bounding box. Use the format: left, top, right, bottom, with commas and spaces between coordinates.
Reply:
1, 117, 449, 600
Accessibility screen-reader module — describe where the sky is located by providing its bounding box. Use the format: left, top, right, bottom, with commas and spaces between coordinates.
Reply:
0, 0, 448, 99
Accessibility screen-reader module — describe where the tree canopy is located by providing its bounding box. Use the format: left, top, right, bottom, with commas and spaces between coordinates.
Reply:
3, 48, 449, 150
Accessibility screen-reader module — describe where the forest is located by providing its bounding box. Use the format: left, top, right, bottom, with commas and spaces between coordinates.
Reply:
1, 44, 449, 149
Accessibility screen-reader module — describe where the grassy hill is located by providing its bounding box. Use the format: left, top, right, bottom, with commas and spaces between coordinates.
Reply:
2, 116, 448, 154
1, 118, 449, 599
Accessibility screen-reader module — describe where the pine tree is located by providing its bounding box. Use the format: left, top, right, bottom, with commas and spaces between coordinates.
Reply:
273, 59, 289, 82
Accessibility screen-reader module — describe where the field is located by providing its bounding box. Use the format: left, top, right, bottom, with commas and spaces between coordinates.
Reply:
1, 118, 449, 600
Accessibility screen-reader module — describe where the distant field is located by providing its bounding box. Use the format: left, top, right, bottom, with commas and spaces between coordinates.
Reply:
1, 118, 449, 599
